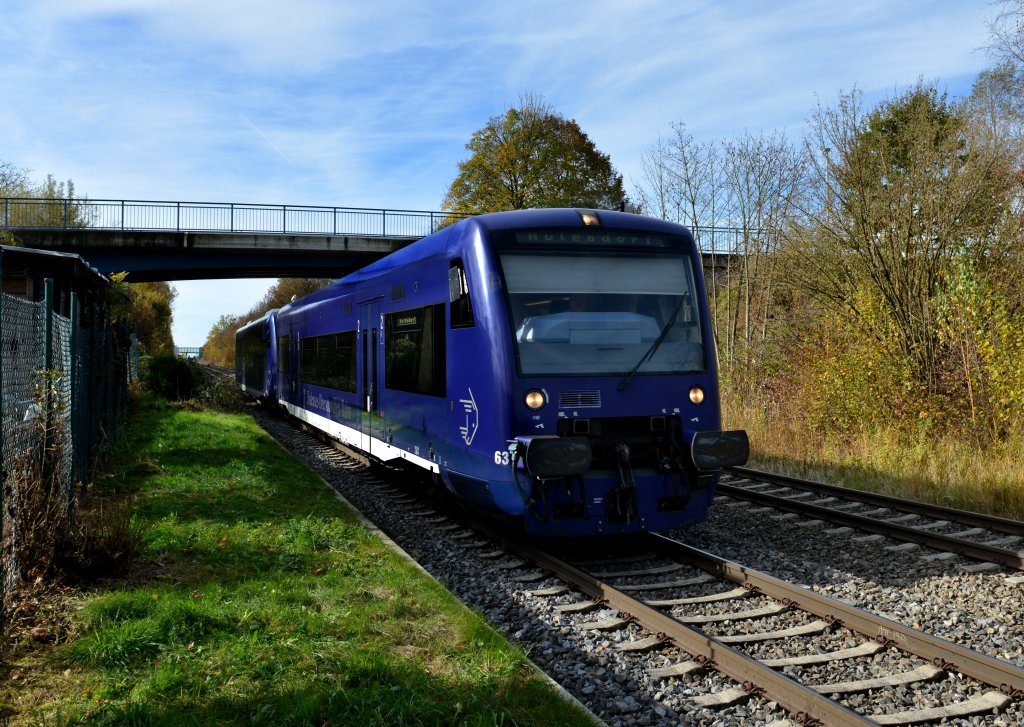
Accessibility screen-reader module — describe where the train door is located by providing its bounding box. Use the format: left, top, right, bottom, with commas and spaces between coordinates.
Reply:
358, 299, 382, 455
275, 326, 296, 406
285, 323, 299, 406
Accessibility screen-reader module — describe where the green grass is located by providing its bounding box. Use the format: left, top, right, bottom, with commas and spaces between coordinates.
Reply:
6, 400, 597, 726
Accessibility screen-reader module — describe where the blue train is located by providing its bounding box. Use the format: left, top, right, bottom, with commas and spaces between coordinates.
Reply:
236, 208, 748, 536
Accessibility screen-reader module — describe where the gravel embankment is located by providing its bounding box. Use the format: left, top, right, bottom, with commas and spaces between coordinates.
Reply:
256, 408, 1023, 727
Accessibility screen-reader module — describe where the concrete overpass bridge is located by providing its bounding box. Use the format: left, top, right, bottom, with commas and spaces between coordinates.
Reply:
2, 197, 748, 282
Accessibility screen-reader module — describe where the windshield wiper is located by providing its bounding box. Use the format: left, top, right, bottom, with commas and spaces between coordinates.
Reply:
617, 298, 686, 392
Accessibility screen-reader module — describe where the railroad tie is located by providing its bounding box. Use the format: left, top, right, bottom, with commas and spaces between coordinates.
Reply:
646, 586, 749, 607
554, 600, 601, 614
613, 634, 664, 653
647, 660, 704, 679
770, 512, 799, 521
870, 691, 1011, 725
885, 542, 920, 552
689, 687, 750, 708
715, 619, 830, 644
761, 640, 884, 667
943, 527, 985, 538
615, 574, 714, 592
981, 535, 1021, 547
676, 603, 788, 624
852, 534, 886, 543
577, 617, 627, 631
476, 548, 508, 559
511, 570, 547, 582
883, 513, 919, 523
912, 520, 950, 531
809, 664, 944, 695
588, 562, 685, 579
526, 585, 569, 596
487, 558, 529, 571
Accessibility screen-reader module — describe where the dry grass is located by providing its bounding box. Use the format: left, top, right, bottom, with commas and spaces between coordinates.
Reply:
723, 397, 1024, 520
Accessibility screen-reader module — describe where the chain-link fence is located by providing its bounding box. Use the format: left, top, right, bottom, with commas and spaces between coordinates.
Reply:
1, 270, 137, 613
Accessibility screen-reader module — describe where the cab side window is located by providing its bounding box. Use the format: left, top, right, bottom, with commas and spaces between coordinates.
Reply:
448, 259, 474, 329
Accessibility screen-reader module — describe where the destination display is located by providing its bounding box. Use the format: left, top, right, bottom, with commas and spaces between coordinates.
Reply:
514, 230, 675, 248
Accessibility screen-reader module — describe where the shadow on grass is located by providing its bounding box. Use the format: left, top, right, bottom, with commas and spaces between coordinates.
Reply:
10, 399, 600, 727
70, 658, 591, 727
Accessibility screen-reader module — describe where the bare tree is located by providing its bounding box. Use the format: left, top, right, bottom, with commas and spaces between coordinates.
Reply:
0, 162, 30, 195
719, 131, 809, 369
987, 0, 1024, 67
634, 125, 808, 375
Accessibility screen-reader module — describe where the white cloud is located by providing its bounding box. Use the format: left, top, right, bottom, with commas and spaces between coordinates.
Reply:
0, 0, 998, 344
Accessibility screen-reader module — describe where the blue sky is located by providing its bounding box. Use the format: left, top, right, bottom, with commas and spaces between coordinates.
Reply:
1, 0, 998, 346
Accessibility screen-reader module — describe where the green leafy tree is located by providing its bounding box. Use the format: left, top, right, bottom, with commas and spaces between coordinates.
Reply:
795, 84, 1019, 397
110, 277, 177, 356
442, 96, 627, 215
203, 313, 243, 366
1, 163, 86, 241
202, 278, 334, 366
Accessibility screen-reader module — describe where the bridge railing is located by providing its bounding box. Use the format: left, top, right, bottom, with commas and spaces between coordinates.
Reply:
1, 198, 469, 239
1, 197, 776, 254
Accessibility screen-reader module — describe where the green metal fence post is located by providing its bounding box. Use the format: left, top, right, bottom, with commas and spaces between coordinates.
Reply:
43, 278, 54, 498
88, 303, 98, 462
70, 292, 80, 487
43, 278, 53, 372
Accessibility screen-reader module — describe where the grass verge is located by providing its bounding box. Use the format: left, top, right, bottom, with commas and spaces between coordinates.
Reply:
725, 399, 1024, 520
1, 399, 597, 726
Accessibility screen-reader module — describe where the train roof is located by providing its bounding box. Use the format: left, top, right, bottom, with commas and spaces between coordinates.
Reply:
274, 209, 694, 317
236, 308, 276, 334
471, 208, 693, 236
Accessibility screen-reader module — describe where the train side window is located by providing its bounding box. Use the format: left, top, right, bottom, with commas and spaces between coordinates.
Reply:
449, 260, 474, 329
385, 303, 446, 397
277, 335, 290, 373
332, 331, 358, 392
298, 331, 357, 393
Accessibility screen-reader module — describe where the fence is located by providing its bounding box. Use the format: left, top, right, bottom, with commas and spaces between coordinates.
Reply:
1, 268, 138, 603
0, 197, 469, 239
0, 197, 775, 255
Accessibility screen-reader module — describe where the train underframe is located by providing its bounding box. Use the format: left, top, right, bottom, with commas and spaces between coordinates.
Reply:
505, 415, 744, 536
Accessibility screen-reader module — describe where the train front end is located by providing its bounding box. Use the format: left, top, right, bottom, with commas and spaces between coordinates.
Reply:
481, 211, 747, 536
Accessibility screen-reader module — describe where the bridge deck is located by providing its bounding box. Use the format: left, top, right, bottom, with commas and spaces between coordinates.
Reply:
3, 197, 750, 281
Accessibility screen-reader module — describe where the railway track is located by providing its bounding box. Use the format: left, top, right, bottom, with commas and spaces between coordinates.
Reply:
719, 468, 1024, 573
510, 535, 1023, 725
250, 407, 1024, 725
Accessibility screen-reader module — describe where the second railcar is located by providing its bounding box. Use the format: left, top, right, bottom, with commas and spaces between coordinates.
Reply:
235, 309, 278, 401
241, 208, 747, 536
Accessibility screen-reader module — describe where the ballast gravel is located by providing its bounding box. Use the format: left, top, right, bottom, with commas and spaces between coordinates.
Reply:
254, 409, 1023, 726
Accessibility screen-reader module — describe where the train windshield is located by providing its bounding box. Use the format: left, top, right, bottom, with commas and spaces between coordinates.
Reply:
500, 253, 705, 376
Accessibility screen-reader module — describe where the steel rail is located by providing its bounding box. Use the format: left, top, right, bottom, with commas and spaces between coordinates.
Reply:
483, 528, 875, 726
716, 480, 1024, 571
727, 466, 1024, 537
645, 533, 1024, 697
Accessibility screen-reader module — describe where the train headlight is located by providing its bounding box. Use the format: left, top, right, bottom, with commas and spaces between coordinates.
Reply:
689, 386, 705, 405
524, 389, 546, 410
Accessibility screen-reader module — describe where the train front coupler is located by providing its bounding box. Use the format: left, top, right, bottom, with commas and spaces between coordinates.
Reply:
508, 435, 592, 510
